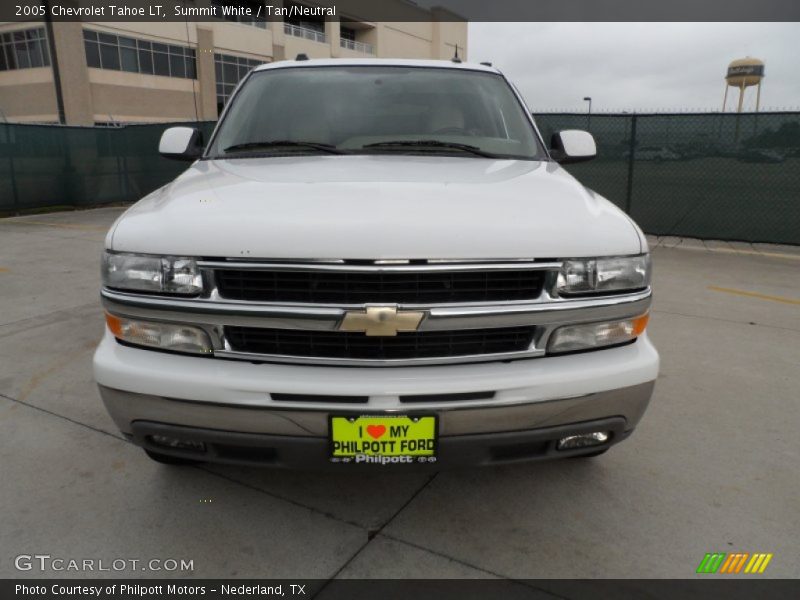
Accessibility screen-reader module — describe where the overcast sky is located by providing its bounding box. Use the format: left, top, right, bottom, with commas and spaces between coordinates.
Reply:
468, 23, 800, 112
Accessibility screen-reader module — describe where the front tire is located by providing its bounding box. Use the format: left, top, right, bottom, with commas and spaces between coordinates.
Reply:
144, 449, 203, 465
569, 448, 609, 459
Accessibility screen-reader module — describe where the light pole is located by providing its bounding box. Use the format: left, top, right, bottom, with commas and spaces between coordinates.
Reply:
42, 0, 66, 124
583, 97, 592, 130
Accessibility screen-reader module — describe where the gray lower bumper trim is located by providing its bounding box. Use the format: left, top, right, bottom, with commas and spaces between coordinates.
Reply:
99, 381, 655, 438
130, 417, 630, 469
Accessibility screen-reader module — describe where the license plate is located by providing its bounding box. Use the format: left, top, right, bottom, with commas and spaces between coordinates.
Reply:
329, 415, 438, 464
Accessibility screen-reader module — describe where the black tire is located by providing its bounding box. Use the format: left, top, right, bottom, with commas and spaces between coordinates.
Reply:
569, 448, 609, 459
144, 449, 203, 465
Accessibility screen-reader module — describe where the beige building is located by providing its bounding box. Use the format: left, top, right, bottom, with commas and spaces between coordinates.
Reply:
0, 1, 467, 125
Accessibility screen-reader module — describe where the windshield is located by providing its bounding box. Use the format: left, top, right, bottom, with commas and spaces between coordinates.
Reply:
207, 66, 545, 160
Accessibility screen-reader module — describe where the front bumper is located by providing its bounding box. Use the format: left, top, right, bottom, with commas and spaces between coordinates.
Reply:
94, 331, 658, 468
127, 417, 633, 468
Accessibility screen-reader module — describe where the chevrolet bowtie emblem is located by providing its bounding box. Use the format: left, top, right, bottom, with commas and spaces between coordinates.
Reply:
339, 306, 425, 336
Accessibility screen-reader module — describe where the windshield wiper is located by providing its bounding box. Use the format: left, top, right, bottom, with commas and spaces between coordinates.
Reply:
361, 140, 500, 158
223, 140, 346, 154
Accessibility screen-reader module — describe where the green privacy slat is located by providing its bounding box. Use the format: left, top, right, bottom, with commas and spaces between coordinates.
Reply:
0, 121, 217, 214
534, 112, 800, 245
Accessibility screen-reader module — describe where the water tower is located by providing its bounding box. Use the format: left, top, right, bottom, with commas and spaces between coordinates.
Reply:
722, 57, 765, 113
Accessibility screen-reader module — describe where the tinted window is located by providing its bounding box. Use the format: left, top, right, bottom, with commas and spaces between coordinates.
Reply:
138, 48, 153, 74
169, 53, 185, 78
153, 51, 169, 76
14, 40, 30, 69
82, 30, 195, 79
120, 46, 138, 72
99, 44, 119, 70
28, 39, 43, 67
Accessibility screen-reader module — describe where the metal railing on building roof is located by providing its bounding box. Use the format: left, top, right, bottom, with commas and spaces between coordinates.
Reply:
283, 23, 326, 44
340, 38, 374, 54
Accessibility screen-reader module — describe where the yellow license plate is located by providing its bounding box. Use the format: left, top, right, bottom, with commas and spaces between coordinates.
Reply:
330, 415, 437, 463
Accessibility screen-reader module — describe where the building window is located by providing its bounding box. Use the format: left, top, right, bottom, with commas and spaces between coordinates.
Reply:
0, 28, 51, 71
83, 29, 196, 79
211, 0, 267, 28
214, 52, 264, 114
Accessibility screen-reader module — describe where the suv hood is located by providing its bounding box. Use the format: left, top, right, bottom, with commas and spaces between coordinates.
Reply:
109, 155, 643, 259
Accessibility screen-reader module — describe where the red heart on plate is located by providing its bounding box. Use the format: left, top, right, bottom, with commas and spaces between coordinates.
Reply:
366, 425, 386, 440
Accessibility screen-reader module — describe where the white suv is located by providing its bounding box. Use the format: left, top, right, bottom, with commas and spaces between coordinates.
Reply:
93, 59, 658, 468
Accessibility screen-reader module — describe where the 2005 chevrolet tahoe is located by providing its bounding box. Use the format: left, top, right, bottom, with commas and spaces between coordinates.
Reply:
93, 58, 659, 468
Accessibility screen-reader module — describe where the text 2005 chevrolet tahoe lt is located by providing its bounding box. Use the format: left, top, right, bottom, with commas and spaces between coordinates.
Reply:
93, 59, 659, 468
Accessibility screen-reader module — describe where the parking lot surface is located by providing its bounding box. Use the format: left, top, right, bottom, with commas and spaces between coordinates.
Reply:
1, 207, 798, 580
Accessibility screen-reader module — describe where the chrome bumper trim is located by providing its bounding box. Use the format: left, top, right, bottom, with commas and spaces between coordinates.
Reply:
101, 288, 652, 332
196, 260, 564, 272
101, 287, 651, 366
102, 290, 343, 331
212, 348, 545, 367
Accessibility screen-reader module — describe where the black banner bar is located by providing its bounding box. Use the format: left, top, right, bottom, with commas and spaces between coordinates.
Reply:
5, 580, 800, 600
2, 0, 800, 23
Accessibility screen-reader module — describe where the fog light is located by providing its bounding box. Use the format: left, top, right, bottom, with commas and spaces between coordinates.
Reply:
149, 434, 206, 453
105, 313, 213, 354
548, 313, 649, 354
557, 431, 610, 451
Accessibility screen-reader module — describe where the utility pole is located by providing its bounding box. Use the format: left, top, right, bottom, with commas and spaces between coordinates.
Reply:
625, 114, 638, 215
42, 0, 66, 124
583, 97, 592, 130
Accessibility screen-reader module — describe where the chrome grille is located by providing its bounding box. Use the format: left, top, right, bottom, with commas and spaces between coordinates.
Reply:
214, 267, 546, 304
103, 258, 653, 367
224, 326, 536, 361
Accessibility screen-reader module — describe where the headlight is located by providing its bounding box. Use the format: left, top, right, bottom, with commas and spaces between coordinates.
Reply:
548, 314, 649, 354
102, 251, 202, 295
556, 254, 650, 295
105, 313, 213, 354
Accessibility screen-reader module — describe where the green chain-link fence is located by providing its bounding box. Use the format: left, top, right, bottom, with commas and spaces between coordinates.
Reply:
0, 121, 216, 214
534, 112, 800, 245
1, 114, 799, 244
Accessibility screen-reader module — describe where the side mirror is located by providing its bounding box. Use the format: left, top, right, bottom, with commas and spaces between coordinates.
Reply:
159, 126, 204, 161
550, 130, 597, 164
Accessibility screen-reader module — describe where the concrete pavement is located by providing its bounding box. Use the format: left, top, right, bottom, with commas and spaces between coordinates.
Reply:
1, 208, 798, 580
